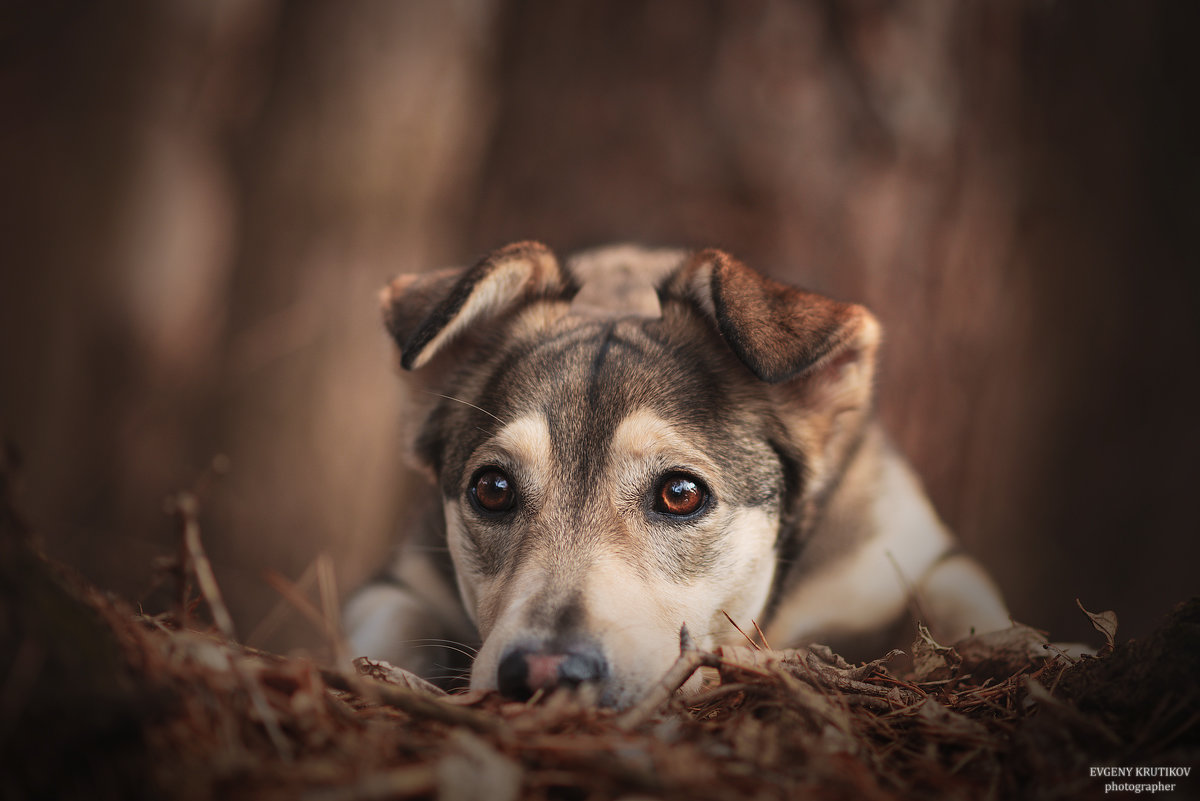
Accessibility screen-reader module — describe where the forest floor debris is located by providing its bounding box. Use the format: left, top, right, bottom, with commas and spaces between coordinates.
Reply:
1, 464, 1198, 800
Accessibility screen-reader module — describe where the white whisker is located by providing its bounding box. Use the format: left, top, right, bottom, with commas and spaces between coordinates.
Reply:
402, 637, 478, 654
400, 638, 479, 661
424, 391, 507, 426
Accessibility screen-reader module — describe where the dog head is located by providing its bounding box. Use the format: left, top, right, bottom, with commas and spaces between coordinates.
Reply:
381, 241, 880, 707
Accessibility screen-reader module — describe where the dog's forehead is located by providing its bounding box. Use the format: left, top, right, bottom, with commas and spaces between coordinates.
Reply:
501, 314, 727, 433
432, 311, 734, 485
426, 288, 789, 508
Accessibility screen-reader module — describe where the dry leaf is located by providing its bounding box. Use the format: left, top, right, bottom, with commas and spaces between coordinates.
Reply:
1076, 599, 1118, 657
953, 623, 1050, 681
354, 656, 446, 696
911, 623, 962, 682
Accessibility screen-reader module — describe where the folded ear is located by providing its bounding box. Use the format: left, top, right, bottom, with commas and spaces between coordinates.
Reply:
662, 249, 882, 510
382, 241, 571, 370
660, 248, 880, 386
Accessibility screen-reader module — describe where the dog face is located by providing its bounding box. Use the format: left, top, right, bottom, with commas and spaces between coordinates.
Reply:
381, 242, 879, 707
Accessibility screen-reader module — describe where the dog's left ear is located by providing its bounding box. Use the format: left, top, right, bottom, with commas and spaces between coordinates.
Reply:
661, 248, 881, 388
663, 249, 881, 499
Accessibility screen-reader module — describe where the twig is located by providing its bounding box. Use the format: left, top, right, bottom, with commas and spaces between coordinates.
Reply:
801, 651, 922, 705
751, 619, 772, 651
686, 682, 755, 709
721, 610, 760, 650
246, 559, 318, 646
170, 489, 293, 762
845, 649, 905, 682
174, 492, 236, 640
617, 624, 720, 729
263, 568, 334, 640
873, 673, 929, 699
319, 669, 509, 739
316, 553, 351, 671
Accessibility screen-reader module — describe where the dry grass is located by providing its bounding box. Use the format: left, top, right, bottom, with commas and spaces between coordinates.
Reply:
2, 473, 1198, 800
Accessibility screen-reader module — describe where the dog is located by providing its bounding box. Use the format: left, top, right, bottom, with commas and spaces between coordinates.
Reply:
344, 241, 1010, 708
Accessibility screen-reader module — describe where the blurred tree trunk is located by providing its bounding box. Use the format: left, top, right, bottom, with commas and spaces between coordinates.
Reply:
0, 1, 498, 650
1, 0, 277, 586
210, 1, 496, 650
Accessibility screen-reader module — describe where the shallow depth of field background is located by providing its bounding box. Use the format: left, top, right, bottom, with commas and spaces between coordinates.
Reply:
1, 1, 1197, 654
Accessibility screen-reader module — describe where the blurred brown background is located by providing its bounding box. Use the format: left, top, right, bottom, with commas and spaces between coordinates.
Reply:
2, 1, 1197, 653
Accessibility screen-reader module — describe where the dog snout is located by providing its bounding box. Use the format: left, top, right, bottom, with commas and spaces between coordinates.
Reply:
496, 642, 609, 700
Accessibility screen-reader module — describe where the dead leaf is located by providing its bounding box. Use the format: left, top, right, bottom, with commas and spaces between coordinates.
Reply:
354, 657, 446, 696
911, 624, 962, 682
1076, 599, 1118, 657
953, 623, 1051, 682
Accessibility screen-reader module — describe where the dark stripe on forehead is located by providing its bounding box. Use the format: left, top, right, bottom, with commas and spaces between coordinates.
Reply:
548, 339, 622, 488
587, 322, 618, 411
585, 324, 656, 411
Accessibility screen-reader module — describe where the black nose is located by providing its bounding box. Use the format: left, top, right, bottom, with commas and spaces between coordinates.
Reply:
496, 642, 609, 700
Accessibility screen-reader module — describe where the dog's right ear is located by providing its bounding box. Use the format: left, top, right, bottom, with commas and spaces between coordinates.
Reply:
381, 241, 570, 370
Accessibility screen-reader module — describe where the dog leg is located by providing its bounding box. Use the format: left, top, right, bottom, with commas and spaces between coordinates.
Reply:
766, 426, 1011, 652
911, 551, 1011, 643
344, 544, 477, 684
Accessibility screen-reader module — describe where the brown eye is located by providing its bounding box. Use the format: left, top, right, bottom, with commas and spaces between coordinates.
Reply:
654, 473, 708, 517
471, 468, 516, 514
